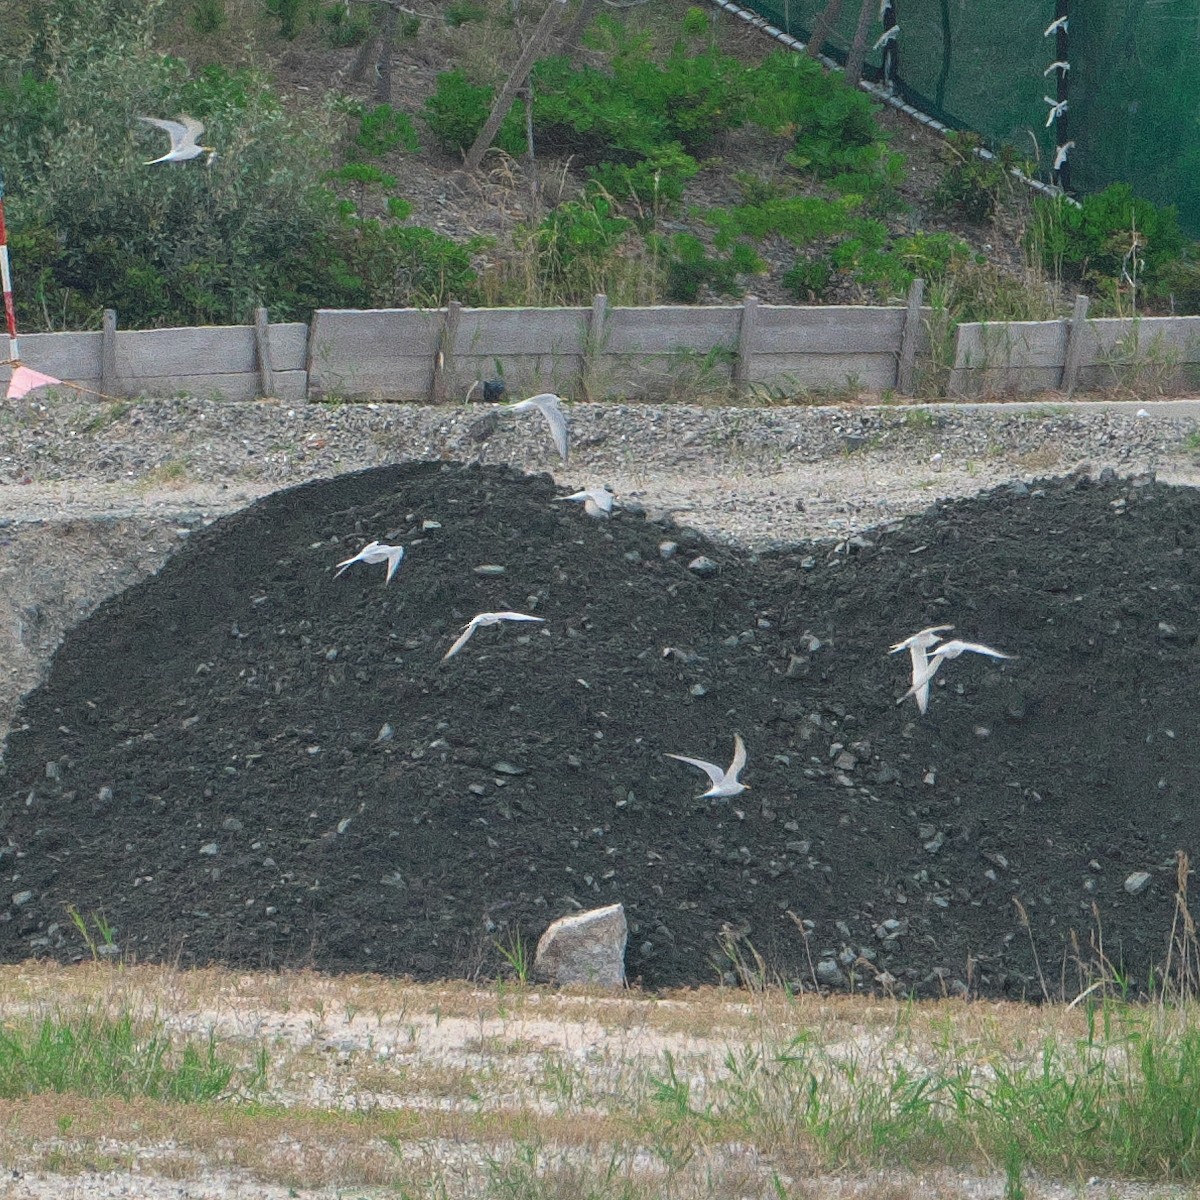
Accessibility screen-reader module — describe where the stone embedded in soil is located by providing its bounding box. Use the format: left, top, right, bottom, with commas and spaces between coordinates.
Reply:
816, 959, 846, 986
1, 464, 1199, 998
1124, 871, 1153, 895
534, 902, 628, 987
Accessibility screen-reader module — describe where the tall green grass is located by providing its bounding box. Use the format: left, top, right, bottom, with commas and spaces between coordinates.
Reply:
0, 1009, 257, 1102
624, 1000, 1200, 1182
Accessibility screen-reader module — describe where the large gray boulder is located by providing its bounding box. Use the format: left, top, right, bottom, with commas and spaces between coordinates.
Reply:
534, 903, 627, 987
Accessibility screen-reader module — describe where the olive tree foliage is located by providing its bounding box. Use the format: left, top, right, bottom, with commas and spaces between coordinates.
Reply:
0, 0, 350, 328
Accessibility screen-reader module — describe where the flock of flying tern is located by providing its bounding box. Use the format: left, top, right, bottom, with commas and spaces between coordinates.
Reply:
330, 394, 1015, 805
891, 624, 1013, 714
19, 79, 1033, 803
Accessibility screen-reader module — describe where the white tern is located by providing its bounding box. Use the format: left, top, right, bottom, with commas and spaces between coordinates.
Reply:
138, 116, 217, 164
557, 487, 613, 518
889, 624, 954, 715
900, 639, 1014, 710
503, 393, 569, 463
666, 734, 748, 799
442, 611, 545, 660
334, 540, 405, 585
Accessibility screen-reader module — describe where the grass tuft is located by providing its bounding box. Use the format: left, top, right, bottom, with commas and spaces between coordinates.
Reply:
0, 1009, 245, 1103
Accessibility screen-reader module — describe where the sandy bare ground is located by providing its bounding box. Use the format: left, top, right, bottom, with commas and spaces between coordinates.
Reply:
0, 963, 1194, 1200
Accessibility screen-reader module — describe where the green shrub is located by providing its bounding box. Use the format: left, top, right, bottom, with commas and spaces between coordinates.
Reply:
321, 1, 372, 47
749, 51, 877, 145
263, 0, 317, 39
190, 0, 226, 35
25, 0, 164, 72
526, 24, 748, 162
424, 23, 746, 184
325, 162, 397, 216
1156, 256, 1200, 315
423, 69, 490, 154
897, 231, 976, 279
650, 40, 749, 156
830, 223, 972, 298
423, 68, 523, 156
933, 132, 1026, 223
741, 50, 815, 135
0, 75, 62, 175
931, 255, 1059, 324
335, 220, 483, 307
830, 218, 894, 283
729, 240, 767, 275
664, 233, 714, 302
733, 172, 784, 207
1032, 183, 1186, 293
783, 255, 832, 300
588, 143, 699, 213
745, 51, 901, 204
713, 193, 859, 247
445, 0, 486, 27
386, 195, 413, 220
662, 231, 763, 302
682, 6, 710, 37
526, 55, 665, 164
353, 102, 420, 158
536, 194, 631, 279
499, 193, 636, 304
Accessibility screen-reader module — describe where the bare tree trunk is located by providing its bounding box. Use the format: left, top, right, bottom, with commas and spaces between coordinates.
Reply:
464, 0, 566, 172
562, 0, 601, 63
347, 25, 381, 84
524, 84, 541, 215
843, 0, 873, 85
375, 2, 398, 101
805, 0, 843, 60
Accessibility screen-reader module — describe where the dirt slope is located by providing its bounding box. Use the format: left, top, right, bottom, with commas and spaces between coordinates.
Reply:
0, 461, 1196, 998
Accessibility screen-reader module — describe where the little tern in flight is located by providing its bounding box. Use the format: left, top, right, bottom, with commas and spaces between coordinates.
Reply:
442, 611, 545, 660
666, 734, 748, 799
889, 624, 954, 715
503, 393, 569, 463
138, 116, 217, 164
557, 487, 613, 518
334, 541, 405, 585
900, 639, 1014, 710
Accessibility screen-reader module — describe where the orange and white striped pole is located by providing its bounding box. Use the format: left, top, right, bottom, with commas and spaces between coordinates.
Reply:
0, 164, 19, 363
0, 165, 63, 400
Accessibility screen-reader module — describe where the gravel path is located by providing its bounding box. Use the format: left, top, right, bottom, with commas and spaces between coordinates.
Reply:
2, 394, 1200, 749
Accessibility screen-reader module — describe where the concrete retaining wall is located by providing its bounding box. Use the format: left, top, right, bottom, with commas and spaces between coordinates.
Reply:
6, 288, 1197, 403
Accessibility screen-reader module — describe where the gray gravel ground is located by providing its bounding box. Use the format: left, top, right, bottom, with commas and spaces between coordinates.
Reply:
3, 394, 1200, 751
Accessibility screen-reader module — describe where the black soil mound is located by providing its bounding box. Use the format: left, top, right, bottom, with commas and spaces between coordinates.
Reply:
2, 462, 1199, 998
